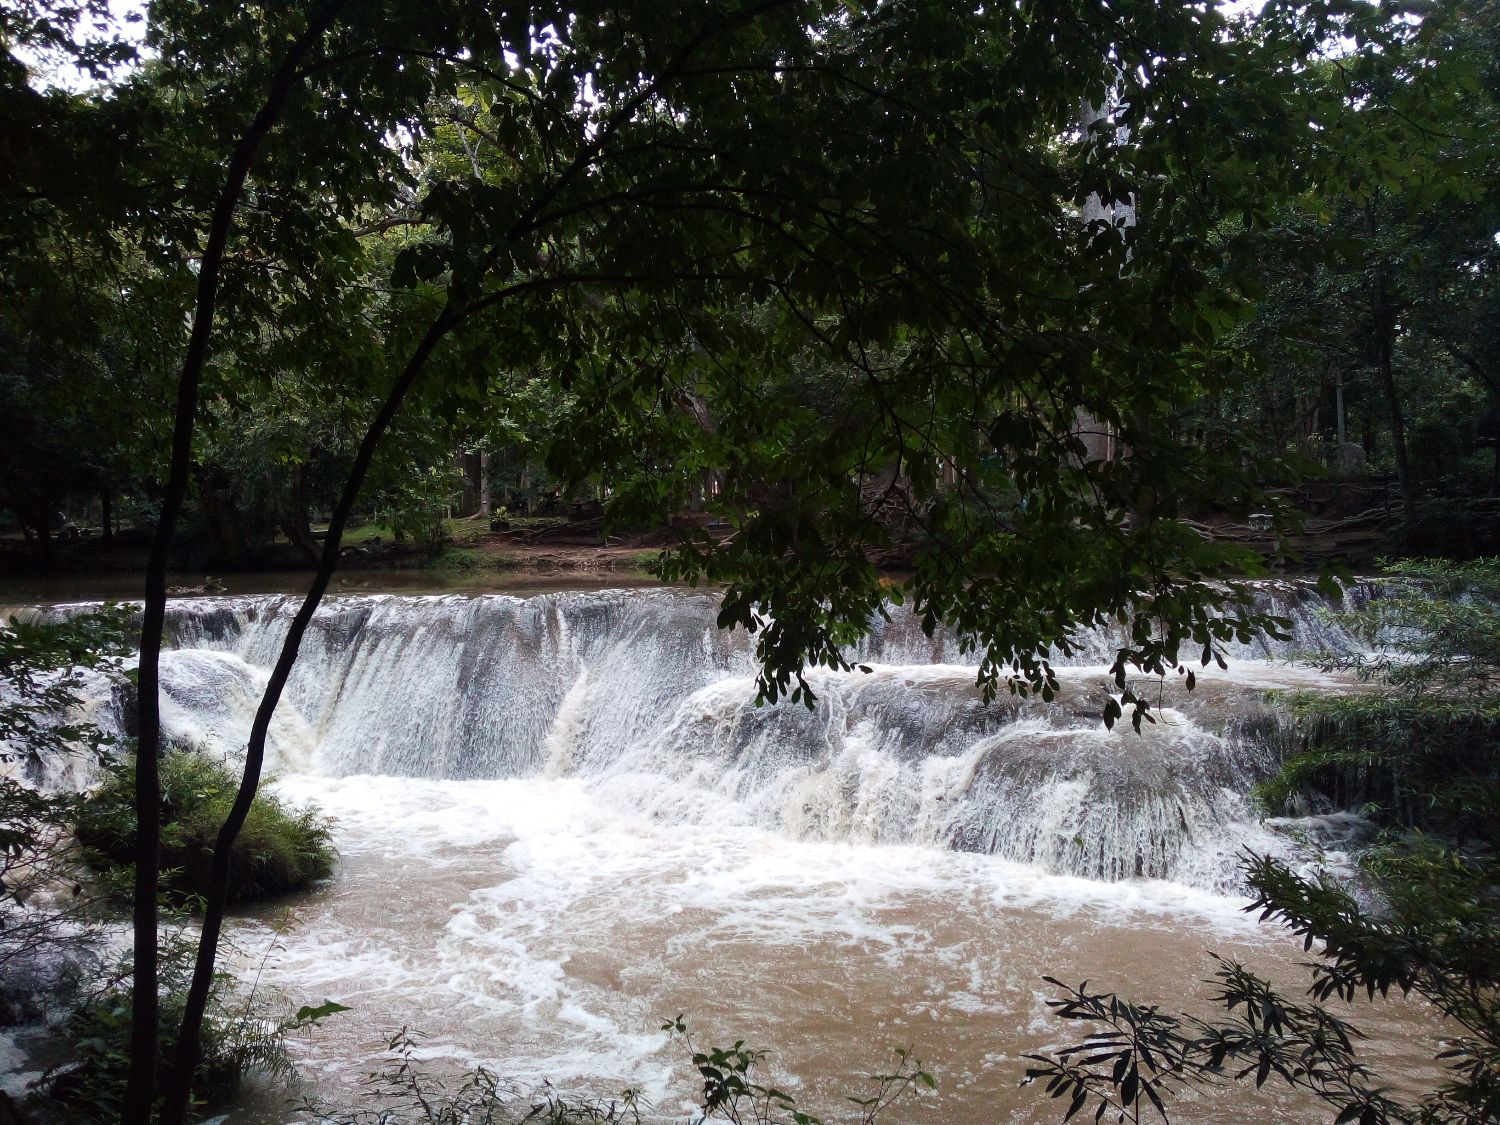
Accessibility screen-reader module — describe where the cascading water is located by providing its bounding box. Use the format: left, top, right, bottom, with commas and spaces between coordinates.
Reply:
26, 580, 1374, 893
9, 581, 1444, 1124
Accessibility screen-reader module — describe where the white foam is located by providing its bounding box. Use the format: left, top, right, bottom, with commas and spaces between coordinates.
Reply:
247, 770, 1288, 1120
0, 1032, 41, 1098
17, 586, 1398, 1122
38, 588, 1375, 888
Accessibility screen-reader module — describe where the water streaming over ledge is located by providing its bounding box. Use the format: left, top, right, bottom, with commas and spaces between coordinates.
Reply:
7, 580, 1439, 1123
23, 580, 1379, 893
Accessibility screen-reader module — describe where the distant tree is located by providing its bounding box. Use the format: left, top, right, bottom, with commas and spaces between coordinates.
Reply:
1185, 0, 1500, 529
0, 244, 168, 561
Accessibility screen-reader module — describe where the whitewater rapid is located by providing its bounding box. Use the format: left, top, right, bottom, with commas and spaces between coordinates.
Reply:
14, 582, 1443, 1123
36, 583, 1373, 892
226, 765, 1428, 1125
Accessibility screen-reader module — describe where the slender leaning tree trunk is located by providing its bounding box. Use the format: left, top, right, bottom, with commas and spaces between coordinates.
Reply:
278, 463, 323, 566
122, 7, 349, 1122
160, 308, 458, 1125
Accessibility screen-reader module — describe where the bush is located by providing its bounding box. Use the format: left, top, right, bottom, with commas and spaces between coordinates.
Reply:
301, 1019, 934, 1125
41, 929, 300, 1124
76, 750, 336, 905
1, 609, 131, 1026
0, 780, 102, 1027
1260, 558, 1500, 843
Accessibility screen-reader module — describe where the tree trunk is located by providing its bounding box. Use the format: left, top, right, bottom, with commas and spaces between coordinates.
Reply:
196, 467, 247, 568
1371, 277, 1418, 526
161, 306, 459, 1125
128, 6, 354, 1119
277, 463, 321, 566
101, 488, 114, 542
1446, 348, 1500, 497
479, 450, 492, 520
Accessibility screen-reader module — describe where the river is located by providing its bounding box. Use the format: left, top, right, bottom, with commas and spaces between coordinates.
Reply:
13, 582, 1447, 1122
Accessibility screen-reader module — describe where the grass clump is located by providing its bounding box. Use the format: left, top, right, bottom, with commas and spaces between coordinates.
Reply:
76, 750, 336, 904
426, 544, 518, 571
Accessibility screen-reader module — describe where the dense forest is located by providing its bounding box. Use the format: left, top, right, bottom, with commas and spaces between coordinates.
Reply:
4, 0, 1496, 578
1, 1, 1498, 1124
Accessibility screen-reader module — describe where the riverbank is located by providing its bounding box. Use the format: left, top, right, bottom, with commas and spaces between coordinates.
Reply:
6, 485, 1497, 607
0, 515, 672, 604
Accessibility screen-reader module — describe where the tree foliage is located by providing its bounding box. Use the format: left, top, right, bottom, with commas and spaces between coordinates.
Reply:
1186, 0, 1500, 537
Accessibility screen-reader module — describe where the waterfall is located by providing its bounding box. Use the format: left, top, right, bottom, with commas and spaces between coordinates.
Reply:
22, 580, 1376, 892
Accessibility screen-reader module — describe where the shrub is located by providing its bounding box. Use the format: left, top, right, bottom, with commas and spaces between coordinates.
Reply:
0, 609, 131, 1026
76, 750, 336, 905
42, 929, 301, 1124
0, 605, 132, 773
300, 1020, 934, 1125
1259, 557, 1500, 841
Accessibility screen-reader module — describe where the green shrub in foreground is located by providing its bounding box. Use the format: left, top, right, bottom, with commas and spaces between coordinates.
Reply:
301, 1020, 934, 1125
42, 930, 303, 1124
76, 750, 336, 905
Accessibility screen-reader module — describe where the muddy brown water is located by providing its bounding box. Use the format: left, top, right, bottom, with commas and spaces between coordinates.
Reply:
222, 775, 1443, 1125
3, 578, 1442, 1123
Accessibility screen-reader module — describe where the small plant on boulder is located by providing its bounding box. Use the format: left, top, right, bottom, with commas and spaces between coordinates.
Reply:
76, 750, 336, 905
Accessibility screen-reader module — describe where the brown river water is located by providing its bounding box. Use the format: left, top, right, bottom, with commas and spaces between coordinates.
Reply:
225, 773, 1442, 1125
2, 581, 1447, 1123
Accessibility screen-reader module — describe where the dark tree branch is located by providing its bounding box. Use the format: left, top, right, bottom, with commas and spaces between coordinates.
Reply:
161, 298, 460, 1125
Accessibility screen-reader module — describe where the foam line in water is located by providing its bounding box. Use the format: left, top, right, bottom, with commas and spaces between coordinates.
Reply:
249, 772, 1281, 1108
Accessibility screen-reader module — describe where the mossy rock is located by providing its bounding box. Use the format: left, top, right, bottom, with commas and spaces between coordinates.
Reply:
76, 751, 336, 904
